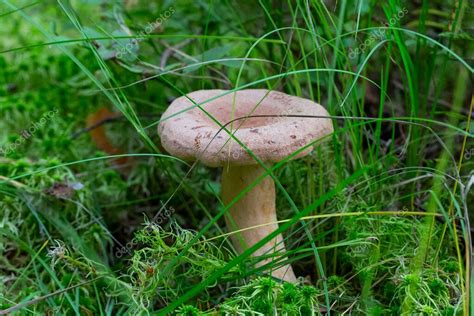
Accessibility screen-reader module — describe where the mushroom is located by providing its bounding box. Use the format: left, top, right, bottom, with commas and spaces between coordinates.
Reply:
158, 89, 333, 282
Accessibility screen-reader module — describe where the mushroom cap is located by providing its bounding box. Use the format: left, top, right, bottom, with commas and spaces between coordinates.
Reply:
158, 89, 333, 167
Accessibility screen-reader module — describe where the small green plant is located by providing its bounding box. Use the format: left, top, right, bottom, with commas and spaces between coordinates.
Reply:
0, 0, 471, 314
127, 221, 236, 311
207, 277, 321, 315
176, 305, 202, 316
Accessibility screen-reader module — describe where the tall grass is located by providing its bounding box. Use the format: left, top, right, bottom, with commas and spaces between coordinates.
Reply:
0, 0, 472, 314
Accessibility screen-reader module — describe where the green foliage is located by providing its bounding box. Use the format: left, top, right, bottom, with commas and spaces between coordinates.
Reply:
0, 0, 472, 315
215, 277, 320, 315
176, 305, 202, 316
127, 221, 235, 311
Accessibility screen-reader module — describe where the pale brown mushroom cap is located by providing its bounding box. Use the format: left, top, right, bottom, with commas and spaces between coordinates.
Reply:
158, 89, 333, 167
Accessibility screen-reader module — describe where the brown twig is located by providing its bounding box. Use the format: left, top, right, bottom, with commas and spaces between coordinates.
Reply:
160, 39, 193, 69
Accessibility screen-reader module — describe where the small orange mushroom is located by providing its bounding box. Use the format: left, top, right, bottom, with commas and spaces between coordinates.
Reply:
86, 107, 131, 175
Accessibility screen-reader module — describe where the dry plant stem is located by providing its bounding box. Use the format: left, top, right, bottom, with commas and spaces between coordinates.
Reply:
221, 164, 297, 282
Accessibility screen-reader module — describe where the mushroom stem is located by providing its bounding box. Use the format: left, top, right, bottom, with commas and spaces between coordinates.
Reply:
221, 164, 296, 282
